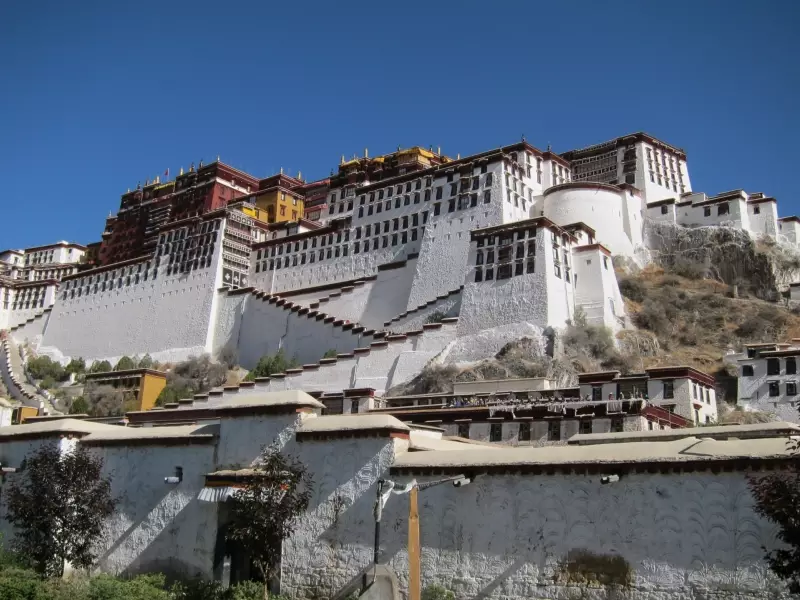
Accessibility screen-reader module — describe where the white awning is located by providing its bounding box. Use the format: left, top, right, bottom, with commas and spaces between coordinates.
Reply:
198, 486, 240, 503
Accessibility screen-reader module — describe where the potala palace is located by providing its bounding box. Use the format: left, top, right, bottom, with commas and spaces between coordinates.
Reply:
4, 133, 799, 380
2, 131, 800, 599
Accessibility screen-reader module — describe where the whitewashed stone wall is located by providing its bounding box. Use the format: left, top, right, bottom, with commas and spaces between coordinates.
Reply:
736, 354, 800, 423
405, 163, 507, 310
676, 195, 750, 230
572, 247, 625, 330
368, 471, 786, 600
385, 292, 462, 333
91, 442, 219, 578
234, 295, 372, 369
39, 255, 222, 365
7, 309, 51, 347
542, 185, 642, 257
283, 436, 404, 599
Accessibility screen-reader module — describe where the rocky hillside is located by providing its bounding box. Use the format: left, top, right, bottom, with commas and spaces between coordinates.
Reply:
390, 264, 800, 401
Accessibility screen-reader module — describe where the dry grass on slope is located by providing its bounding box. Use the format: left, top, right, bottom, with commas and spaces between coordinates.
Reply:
619, 266, 800, 374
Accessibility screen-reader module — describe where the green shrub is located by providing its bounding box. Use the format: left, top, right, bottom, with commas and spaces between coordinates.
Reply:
69, 396, 89, 415
322, 349, 337, 359
65, 358, 86, 375
425, 311, 447, 324
0, 566, 48, 600
27, 356, 66, 382
87, 573, 171, 600
422, 584, 455, 600
245, 350, 299, 381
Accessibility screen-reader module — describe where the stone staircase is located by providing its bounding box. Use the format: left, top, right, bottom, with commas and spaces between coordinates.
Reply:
383, 287, 463, 333
0, 336, 56, 413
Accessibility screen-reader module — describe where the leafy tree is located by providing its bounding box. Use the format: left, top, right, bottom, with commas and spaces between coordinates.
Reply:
114, 356, 137, 371
69, 396, 89, 415
138, 354, 154, 369
64, 358, 86, 376
26, 356, 65, 382
749, 440, 800, 594
5, 443, 116, 577
224, 447, 312, 599
88, 360, 112, 374
155, 354, 227, 406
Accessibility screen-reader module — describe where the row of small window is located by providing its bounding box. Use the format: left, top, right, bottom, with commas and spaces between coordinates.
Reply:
158, 221, 220, 245
355, 190, 432, 216
10, 299, 46, 310
476, 227, 539, 248
431, 192, 493, 217
24, 252, 56, 265
258, 213, 429, 260
457, 417, 623, 443
767, 381, 798, 396
254, 229, 423, 272
257, 230, 352, 258
648, 171, 684, 193
63, 262, 155, 289
61, 269, 159, 299
474, 260, 539, 282
476, 242, 537, 266
31, 268, 72, 281
160, 240, 216, 259
335, 176, 434, 205
743, 357, 798, 377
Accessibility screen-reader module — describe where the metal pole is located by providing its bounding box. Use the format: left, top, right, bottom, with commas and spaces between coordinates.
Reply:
373, 479, 383, 567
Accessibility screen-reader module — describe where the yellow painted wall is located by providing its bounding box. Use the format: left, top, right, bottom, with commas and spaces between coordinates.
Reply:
241, 205, 271, 224
14, 406, 39, 423
255, 190, 304, 223
138, 373, 167, 412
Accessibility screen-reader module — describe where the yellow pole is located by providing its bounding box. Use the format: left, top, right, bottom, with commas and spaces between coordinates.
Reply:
408, 486, 421, 600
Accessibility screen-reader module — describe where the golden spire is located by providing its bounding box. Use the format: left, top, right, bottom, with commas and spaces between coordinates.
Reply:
341, 155, 345, 165
280, 167, 284, 175
364, 147, 369, 158
180, 166, 184, 176
298, 171, 302, 180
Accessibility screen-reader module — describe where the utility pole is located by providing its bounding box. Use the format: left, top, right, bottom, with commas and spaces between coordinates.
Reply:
408, 486, 421, 600
373, 475, 471, 600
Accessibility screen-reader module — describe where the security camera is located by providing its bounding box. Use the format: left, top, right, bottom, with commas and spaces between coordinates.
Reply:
453, 477, 472, 488
164, 466, 183, 484
600, 474, 620, 485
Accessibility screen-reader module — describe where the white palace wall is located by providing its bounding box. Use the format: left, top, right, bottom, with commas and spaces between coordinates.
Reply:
39, 254, 222, 365
542, 184, 643, 257
90, 440, 219, 579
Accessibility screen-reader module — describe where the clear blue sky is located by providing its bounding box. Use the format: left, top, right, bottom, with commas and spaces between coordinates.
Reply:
1, 0, 797, 249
